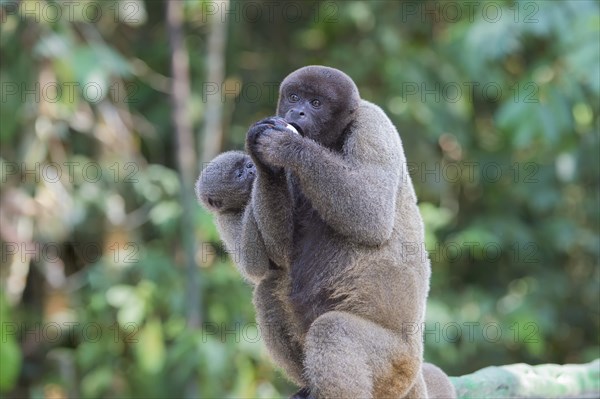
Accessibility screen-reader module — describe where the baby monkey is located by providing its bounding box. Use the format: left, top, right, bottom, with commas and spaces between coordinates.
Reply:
195, 151, 270, 283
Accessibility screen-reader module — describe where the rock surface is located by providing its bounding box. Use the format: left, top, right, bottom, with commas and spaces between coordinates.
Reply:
450, 359, 599, 398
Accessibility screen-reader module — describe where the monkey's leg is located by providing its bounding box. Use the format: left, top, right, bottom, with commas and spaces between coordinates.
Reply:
254, 273, 306, 386
304, 311, 426, 399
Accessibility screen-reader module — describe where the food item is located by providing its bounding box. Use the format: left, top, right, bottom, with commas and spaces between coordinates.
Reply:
285, 123, 299, 135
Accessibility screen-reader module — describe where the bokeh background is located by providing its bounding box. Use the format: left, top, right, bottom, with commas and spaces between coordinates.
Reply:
1, 0, 599, 397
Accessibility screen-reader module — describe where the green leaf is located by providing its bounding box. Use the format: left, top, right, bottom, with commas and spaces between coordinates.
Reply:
106, 285, 146, 325
135, 318, 166, 374
81, 367, 113, 398
0, 294, 22, 392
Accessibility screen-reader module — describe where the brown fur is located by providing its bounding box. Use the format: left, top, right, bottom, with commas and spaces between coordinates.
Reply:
423, 363, 457, 399
198, 66, 455, 398
195, 151, 255, 214
245, 65, 430, 397
197, 150, 455, 398
195, 151, 270, 283
195, 151, 304, 382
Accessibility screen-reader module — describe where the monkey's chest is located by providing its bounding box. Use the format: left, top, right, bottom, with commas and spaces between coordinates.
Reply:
288, 199, 351, 329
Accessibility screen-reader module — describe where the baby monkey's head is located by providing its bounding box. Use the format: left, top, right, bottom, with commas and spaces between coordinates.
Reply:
195, 151, 256, 213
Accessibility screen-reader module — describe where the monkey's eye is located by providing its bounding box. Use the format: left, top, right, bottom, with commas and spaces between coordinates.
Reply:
246, 163, 253, 169
289, 94, 300, 102
310, 99, 321, 108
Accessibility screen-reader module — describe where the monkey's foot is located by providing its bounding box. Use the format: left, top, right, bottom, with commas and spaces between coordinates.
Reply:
289, 387, 315, 399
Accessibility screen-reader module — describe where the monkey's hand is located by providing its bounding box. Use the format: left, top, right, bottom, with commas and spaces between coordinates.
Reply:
255, 128, 300, 169
246, 118, 300, 172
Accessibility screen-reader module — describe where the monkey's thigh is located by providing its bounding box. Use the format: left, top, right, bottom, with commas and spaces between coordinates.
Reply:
304, 310, 426, 399
253, 273, 306, 385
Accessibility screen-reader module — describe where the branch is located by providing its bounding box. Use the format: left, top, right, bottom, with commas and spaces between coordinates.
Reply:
200, 0, 229, 163
167, 0, 201, 329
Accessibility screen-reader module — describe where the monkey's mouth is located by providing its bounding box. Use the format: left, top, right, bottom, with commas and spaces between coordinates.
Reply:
288, 122, 304, 136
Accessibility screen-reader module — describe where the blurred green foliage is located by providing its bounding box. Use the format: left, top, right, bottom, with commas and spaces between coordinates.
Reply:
0, 0, 598, 398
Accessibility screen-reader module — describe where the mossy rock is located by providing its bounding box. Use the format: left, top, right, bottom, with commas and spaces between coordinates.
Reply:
450, 359, 600, 398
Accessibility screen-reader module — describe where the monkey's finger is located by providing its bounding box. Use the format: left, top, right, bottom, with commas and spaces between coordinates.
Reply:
252, 117, 280, 127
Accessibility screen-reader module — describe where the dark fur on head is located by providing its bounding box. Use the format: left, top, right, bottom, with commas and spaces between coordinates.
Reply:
195, 151, 256, 213
277, 66, 360, 148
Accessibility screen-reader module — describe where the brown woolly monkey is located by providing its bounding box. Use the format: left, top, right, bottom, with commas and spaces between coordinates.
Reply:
195, 151, 307, 384
195, 151, 455, 399
244, 65, 454, 399
195, 151, 270, 283
196, 66, 456, 398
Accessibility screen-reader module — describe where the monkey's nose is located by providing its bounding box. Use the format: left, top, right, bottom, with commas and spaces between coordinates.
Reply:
287, 109, 305, 120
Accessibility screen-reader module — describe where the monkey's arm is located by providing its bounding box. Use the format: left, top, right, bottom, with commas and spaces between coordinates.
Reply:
246, 122, 294, 268
257, 103, 403, 246
250, 170, 293, 268
214, 207, 270, 283
291, 142, 400, 246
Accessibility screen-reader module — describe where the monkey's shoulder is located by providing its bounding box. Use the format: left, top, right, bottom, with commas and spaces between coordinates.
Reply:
345, 100, 404, 165
354, 100, 396, 130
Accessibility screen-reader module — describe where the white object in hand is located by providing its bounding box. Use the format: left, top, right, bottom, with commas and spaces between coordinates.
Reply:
285, 123, 299, 135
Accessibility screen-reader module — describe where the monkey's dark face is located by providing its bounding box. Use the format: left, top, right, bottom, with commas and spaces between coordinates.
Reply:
277, 66, 360, 149
196, 152, 256, 212
227, 154, 256, 194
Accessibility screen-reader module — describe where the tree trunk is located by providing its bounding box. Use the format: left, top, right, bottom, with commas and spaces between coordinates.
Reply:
200, 0, 229, 164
